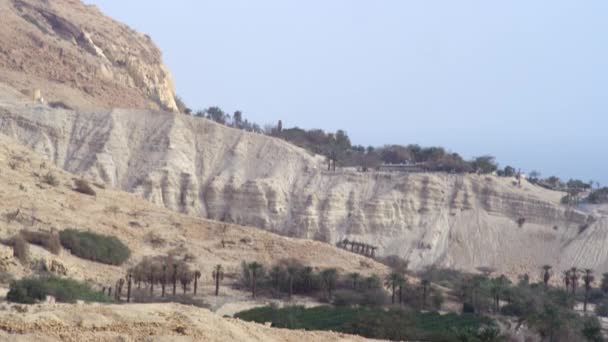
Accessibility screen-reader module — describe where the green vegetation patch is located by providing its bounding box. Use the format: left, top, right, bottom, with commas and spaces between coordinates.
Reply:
7, 276, 107, 304
59, 229, 130, 265
235, 305, 496, 341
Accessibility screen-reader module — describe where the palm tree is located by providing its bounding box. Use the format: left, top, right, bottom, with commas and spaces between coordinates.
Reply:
570, 267, 579, 295
320, 268, 338, 299
172, 263, 178, 295
563, 270, 571, 291
248, 262, 263, 299
398, 277, 406, 305
269, 266, 282, 291
193, 271, 202, 295
301, 266, 314, 293
601, 273, 608, 294
286, 264, 299, 298
421, 279, 431, 310
542, 265, 552, 289
180, 270, 193, 295
212, 265, 224, 296
583, 269, 595, 313
365, 274, 381, 289
385, 272, 404, 304
127, 273, 132, 303
161, 264, 167, 297
470, 275, 485, 312
148, 263, 157, 295
490, 276, 509, 313
348, 273, 361, 290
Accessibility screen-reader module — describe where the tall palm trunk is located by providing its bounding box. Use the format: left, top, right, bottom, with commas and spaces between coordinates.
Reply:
289, 275, 294, 299
398, 284, 403, 305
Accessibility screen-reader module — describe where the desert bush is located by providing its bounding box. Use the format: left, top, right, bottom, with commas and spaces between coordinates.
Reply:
73, 179, 96, 196
59, 229, 130, 265
7, 276, 106, 304
0, 271, 14, 285
595, 301, 608, 317
174, 95, 191, 114
500, 303, 525, 317
42, 172, 59, 187
48, 101, 72, 110
130, 289, 208, 308
431, 290, 445, 310
11, 235, 29, 265
144, 232, 167, 248
360, 289, 388, 307
379, 255, 409, 273
333, 289, 364, 306
19, 230, 61, 255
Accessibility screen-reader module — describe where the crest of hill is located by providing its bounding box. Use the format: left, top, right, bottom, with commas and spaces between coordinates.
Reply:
0, 0, 178, 112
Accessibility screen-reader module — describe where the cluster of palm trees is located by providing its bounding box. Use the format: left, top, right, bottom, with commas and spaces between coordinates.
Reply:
127, 257, 200, 298
552, 266, 596, 312
337, 239, 378, 258
243, 260, 341, 300
384, 271, 433, 308
105, 256, 225, 302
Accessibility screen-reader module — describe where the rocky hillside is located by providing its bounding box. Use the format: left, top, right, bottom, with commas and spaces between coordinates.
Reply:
0, 88, 606, 278
0, 303, 374, 342
0, 0, 177, 112
0, 131, 386, 288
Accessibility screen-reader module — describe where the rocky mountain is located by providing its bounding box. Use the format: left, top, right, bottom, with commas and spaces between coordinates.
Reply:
0, 0, 177, 112
1, 0, 607, 280
0, 87, 606, 277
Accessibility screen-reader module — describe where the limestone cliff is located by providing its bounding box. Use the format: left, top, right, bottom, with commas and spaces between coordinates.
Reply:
0, 0, 178, 112
1, 93, 606, 277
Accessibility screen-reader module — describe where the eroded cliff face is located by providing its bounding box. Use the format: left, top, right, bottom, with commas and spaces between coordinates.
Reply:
1, 96, 606, 276
0, 0, 178, 112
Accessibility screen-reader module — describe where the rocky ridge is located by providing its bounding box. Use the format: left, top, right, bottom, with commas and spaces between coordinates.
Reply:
0, 90, 606, 277
0, 0, 178, 112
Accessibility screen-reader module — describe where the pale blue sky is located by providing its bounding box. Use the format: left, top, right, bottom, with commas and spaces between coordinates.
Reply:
88, 1, 607, 184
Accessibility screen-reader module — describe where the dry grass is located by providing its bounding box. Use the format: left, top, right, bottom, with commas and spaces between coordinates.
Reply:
19, 229, 61, 255
11, 235, 29, 265
42, 172, 59, 187
73, 179, 96, 196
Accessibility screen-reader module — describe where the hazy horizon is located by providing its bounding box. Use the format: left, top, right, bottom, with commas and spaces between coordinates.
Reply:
88, 1, 607, 185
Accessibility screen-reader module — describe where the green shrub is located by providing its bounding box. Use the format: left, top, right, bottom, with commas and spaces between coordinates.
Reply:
7, 276, 107, 304
588, 188, 608, 204
462, 302, 475, 313
235, 305, 496, 341
59, 229, 130, 265
500, 303, 524, 317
